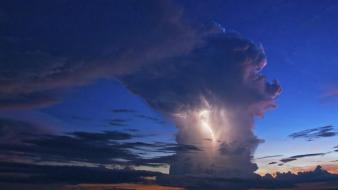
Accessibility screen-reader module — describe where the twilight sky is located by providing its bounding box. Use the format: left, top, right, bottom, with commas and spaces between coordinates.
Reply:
1, 0, 338, 190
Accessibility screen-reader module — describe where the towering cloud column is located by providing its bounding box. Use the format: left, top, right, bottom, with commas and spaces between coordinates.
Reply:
170, 103, 262, 178
122, 32, 281, 178
0, 0, 280, 178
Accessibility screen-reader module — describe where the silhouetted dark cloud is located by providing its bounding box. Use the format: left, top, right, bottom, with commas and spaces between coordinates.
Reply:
290, 153, 326, 159
0, 119, 337, 190
273, 165, 337, 182
255, 155, 283, 160
0, 118, 198, 167
0, 163, 336, 190
289, 125, 337, 141
0, 161, 161, 184
280, 158, 297, 163
157, 165, 338, 190
280, 153, 326, 163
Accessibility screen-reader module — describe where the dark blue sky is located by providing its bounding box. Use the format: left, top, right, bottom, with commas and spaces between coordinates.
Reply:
1, 0, 338, 189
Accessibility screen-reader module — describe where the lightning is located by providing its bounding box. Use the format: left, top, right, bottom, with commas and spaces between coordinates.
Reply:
198, 109, 216, 142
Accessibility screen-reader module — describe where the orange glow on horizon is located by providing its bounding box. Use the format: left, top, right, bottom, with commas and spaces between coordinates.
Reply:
66, 183, 186, 190
323, 164, 338, 173
256, 164, 338, 177
289, 164, 338, 174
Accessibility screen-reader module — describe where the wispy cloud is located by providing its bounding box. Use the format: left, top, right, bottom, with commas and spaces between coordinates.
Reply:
280, 153, 326, 163
289, 125, 337, 141
255, 155, 283, 160
0, 118, 199, 168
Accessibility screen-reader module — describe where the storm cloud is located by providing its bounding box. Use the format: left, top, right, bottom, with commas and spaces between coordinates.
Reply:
0, 0, 281, 180
110, 32, 280, 180
121, 32, 281, 178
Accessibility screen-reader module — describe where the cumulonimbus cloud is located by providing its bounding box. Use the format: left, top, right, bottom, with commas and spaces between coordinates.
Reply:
0, 0, 281, 179
121, 32, 281, 178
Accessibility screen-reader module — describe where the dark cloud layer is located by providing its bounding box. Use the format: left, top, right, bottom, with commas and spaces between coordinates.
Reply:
157, 166, 338, 190
0, 119, 336, 189
0, 0, 203, 109
289, 125, 337, 141
255, 155, 283, 160
0, 159, 337, 190
0, 161, 160, 184
0, 118, 198, 167
280, 153, 326, 163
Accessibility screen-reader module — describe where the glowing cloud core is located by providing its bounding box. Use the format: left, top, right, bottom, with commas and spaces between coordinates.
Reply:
198, 109, 216, 142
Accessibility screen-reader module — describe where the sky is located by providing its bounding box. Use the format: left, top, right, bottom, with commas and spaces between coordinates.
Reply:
179, 0, 338, 175
1, 0, 338, 189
